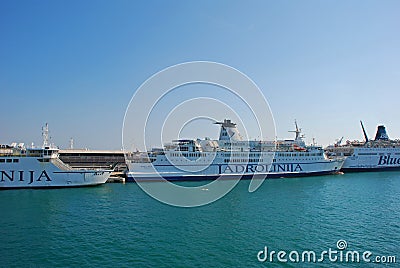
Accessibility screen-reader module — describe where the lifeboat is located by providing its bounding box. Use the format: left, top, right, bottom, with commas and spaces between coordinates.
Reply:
293, 144, 307, 152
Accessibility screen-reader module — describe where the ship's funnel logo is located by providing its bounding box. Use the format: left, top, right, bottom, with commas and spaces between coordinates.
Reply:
374, 125, 389, 141
122, 61, 276, 207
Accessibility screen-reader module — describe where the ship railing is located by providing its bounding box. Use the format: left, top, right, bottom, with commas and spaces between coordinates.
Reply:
130, 157, 155, 163
51, 157, 73, 170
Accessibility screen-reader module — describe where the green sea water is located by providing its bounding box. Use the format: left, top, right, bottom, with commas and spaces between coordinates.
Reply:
1, 172, 399, 267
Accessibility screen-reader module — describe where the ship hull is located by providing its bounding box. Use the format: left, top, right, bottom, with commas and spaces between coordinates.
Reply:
0, 157, 112, 189
339, 148, 400, 172
0, 182, 106, 190
126, 170, 342, 182
341, 166, 400, 172
126, 159, 344, 182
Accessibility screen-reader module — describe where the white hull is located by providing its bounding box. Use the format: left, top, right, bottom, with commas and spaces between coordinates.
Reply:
342, 147, 400, 171
127, 153, 344, 181
0, 157, 112, 188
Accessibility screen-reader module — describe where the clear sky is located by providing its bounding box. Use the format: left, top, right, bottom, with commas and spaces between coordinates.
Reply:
1, 0, 399, 149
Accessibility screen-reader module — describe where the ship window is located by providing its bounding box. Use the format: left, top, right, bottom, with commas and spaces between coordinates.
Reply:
0, 159, 4, 162
13, 159, 19, 163
6, 159, 12, 163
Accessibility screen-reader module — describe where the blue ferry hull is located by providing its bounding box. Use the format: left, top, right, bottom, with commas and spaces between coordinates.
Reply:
341, 166, 400, 173
126, 170, 341, 182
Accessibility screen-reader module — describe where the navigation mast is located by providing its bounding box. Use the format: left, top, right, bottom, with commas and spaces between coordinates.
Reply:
289, 120, 304, 140
42, 123, 49, 148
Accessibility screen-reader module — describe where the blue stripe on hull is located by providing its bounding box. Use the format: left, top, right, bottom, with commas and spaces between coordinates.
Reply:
126, 170, 341, 182
0, 183, 105, 190
341, 166, 400, 172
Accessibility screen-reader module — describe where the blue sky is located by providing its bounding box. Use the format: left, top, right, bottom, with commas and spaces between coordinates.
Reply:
1, 0, 399, 149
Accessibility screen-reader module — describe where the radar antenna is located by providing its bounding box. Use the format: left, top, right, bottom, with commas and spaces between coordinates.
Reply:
288, 120, 304, 140
214, 119, 236, 128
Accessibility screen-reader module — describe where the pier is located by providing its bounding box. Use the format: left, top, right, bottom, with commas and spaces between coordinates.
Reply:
59, 149, 128, 182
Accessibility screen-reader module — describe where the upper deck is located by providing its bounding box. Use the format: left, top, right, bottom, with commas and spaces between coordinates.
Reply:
148, 119, 320, 155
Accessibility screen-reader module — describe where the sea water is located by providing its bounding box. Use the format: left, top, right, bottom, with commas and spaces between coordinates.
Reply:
1, 172, 399, 267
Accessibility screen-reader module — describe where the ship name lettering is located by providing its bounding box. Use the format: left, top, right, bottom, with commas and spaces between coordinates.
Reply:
294, 164, 303, 172
223, 164, 268, 174
0, 170, 52, 184
377, 155, 400, 166
271, 164, 302, 172
221, 164, 303, 174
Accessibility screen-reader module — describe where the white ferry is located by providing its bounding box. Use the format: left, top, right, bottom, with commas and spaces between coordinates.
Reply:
0, 124, 112, 189
325, 121, 400, 172
126, 120, 344, 181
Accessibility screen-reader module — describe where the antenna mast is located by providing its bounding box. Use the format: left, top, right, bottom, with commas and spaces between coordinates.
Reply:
360, 120, 369, 142
289, 120, 302, 140
69, 138, 74, 149
42, 123, 49, 148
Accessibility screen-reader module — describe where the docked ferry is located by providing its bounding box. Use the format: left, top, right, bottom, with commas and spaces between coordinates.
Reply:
0, 124, 112, 189
325, 121, 400, 172
126, 120, 344, 181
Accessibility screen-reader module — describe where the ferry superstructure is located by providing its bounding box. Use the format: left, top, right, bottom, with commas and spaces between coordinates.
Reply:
0, 124, 112, 189
126, 120, 344, 181
325, 121, 400, 172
